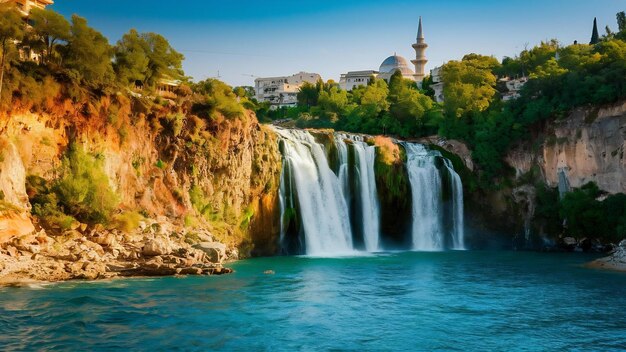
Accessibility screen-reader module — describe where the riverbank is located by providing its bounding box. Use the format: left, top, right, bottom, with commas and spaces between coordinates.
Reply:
586, 240, 626, 272
0, 218, 235, 287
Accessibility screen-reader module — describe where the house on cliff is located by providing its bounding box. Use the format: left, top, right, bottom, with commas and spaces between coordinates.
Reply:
254, 72, 322, 109
0, 0, 54, 62
0, 0, 53, 16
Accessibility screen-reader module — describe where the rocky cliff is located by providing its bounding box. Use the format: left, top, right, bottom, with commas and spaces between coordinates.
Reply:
507, 101, 626, 194
0, 96, 282, 284
463, 100, 626, 249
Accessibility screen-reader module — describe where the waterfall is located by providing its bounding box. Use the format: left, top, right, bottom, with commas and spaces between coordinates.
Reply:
275, 128, 354, 255
275, 127, 465, 255
442, 159, 465, 250
404, 143, 465, 251
404, 143, 444, 250
336, 134, 381, 252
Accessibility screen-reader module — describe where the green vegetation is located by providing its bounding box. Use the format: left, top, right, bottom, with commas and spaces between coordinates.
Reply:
27, 144, 119, 230
0, 4, 24, 99
28, 7, 70, 65
114, 29, 184, 87
112, 211, 143, 233
0, 4, 188, 108
54, 144, 119, 224
535, 183, 626, 243
191, 79, 247, 120
280, 71, 440, 137
251, 12, 626, 193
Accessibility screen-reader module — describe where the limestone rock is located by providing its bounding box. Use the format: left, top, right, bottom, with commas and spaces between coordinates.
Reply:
142, 237, 172, 257
91, 232, 117, 247
0, 139, 30, 210
192, 242, 226, 263
0, 213, 35, 244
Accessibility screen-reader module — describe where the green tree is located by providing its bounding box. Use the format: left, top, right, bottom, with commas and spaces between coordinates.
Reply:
530, 58, 567, 78
441, 54, 498, 118
356, 78, 389, 113
296, 81, 319, 108
0, 4, 24, 100
64, 15, 114, 87
385, 71, 433, 136
192, 79, 245, 119
113, 29, 149, 85
29, 7, 70, 64
560, 182, 603, 237
233, 86, 254, 98
496, 40, 558, 77
590, 17, 600, 45
114, 29, 184, 87
618, 11, 626, 32
318, 86, 349, 115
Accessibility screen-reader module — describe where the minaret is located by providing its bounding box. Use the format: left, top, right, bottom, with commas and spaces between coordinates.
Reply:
411, 17, 428, 83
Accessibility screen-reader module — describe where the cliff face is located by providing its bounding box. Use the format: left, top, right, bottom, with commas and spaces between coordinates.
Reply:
507, 101, 626, 194
469, 100, 626, 248
543, 102, 626, 193
0, 97, 282, 283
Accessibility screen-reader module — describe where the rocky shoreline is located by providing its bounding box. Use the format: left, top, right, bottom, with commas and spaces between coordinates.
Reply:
586, 240, 626, 272
0, 218, 236, 287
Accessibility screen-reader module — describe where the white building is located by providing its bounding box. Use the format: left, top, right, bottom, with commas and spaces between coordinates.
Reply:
430, 65, 444, 103
339, 17, 429, 91
339, 70, 378, 91
254, 72, 321, 108
501, 76, 528, 101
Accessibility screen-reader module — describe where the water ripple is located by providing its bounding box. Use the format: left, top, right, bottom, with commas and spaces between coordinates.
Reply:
0, 251, 625, 351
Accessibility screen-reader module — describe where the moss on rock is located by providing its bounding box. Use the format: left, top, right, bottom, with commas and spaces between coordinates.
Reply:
372, 136, 412, 246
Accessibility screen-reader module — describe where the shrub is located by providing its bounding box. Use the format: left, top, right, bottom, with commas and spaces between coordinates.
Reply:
189, 184, 211, 217
54, 144, 119, 224
161, 113, 186, 137
112, 211, 143, 233
27, 175, 78, 231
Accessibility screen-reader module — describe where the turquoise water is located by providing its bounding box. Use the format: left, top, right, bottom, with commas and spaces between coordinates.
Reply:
1, 251, 626, 351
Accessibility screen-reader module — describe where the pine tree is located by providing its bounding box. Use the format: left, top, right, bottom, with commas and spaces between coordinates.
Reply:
590, 17, 600, 45
0, 4, 24, 101
617, 11, 626, 32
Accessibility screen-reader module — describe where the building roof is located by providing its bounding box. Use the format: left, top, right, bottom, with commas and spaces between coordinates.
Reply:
344, 70, 379, 76
379, 55, 414, 75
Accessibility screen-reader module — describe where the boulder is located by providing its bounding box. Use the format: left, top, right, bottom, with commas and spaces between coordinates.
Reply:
6, 245, 18, 258
142, 237, 172, 257
227, 247, 239, 261
562, 237, 577, 247
91, 232, 116, 247
0, 213, 35, 243
192, 242, 226, 263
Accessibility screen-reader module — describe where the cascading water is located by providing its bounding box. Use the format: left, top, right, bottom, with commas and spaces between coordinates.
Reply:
275, 127, 465, 255
404, 143, 465, 251
442, 158, 465, 250
275, 128, 354, 255
335, 134, 381, 252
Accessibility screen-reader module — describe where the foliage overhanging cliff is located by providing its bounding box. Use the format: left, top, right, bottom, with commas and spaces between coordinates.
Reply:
0, 4, 282, 262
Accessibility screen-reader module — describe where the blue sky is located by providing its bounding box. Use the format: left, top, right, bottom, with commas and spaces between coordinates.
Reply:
51, 0, 625, 87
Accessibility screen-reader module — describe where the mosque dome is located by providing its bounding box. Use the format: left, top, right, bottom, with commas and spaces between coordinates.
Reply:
379, 55, 414, 75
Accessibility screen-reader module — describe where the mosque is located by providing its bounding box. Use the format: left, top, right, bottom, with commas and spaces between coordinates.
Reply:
339, 17, 428, 91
